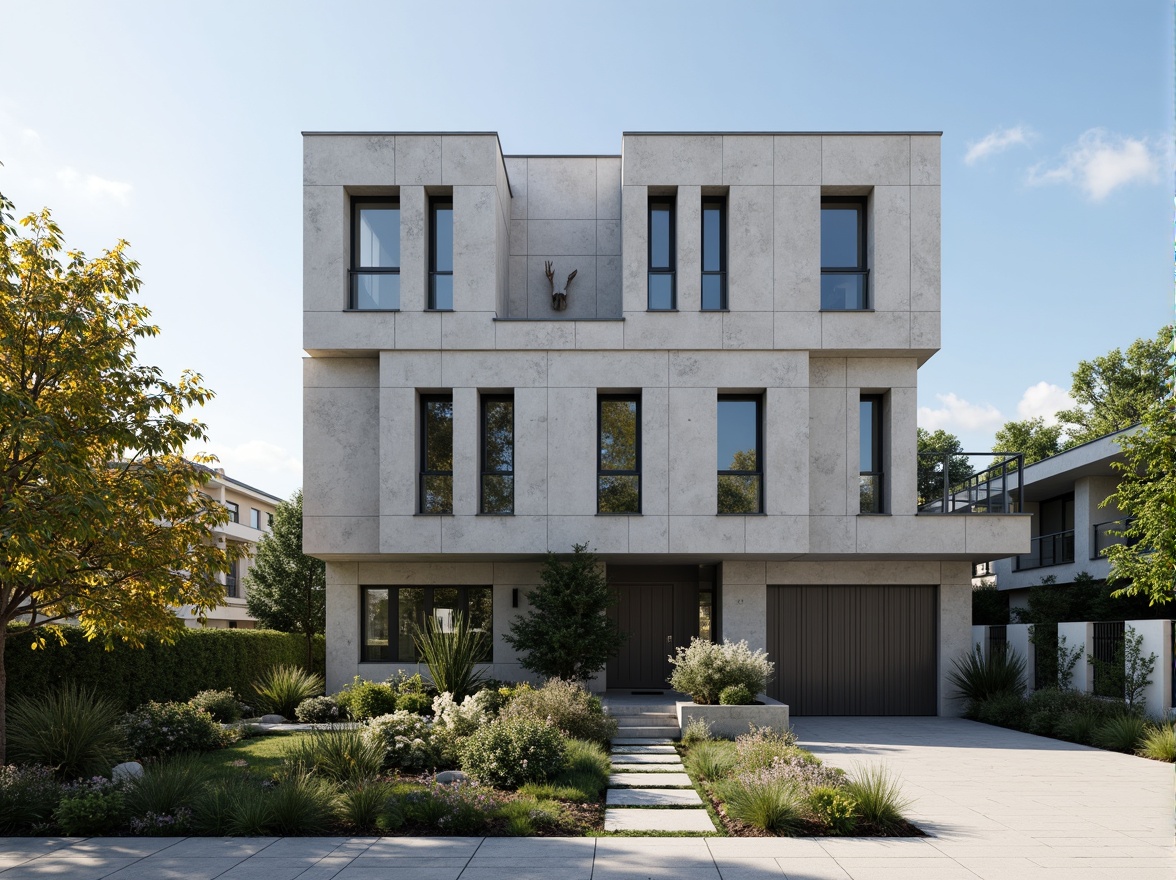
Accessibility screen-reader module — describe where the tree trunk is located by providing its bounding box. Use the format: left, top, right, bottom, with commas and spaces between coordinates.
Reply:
0, 624, 7, 765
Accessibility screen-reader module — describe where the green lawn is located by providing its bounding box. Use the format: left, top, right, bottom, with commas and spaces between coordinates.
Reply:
186, 731, 310, 780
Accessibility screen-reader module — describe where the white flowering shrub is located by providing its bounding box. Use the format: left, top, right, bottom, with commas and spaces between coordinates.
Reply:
668, 638, 774, 705
431, 690, 494, 737
364, 711, 437, 772
123, 701, 225, 759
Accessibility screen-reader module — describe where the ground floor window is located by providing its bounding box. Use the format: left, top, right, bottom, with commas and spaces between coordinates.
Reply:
361, 585, 493, 663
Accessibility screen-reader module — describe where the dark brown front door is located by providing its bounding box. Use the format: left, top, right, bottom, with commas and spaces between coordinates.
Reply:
608, 583, 675, 689
767, 585, 938, 715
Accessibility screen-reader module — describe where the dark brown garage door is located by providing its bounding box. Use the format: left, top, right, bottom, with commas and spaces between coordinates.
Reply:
767, 585, 938, 715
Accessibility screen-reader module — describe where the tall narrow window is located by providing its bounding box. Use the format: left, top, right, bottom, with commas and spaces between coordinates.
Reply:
225, 501, 239, 523
429, 197, 454, 310
821, 198, 868, 310
717, 396, 762, 514
226, 558, 239, 599
647, 197, 675, 310
362, 587, 391, 661
598, 395, 640, 513
481, 395, 514, 514
420, 394, 453, 513
701, 196, 727, 310
350, 198, 400, 309
860, 395, 884, 513
250, 508, 261, 529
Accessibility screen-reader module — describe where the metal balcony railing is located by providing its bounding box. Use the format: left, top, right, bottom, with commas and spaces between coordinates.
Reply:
1015, 529, 1075, 571
917, 452, 1022, 515
1092, 517, 1140, 559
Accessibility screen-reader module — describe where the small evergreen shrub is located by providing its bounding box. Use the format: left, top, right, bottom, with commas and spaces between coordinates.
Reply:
973, 691, 1027, 729
396, 691, 434, 716
719, 684, 754, 705
1093, 713, 1149, 753
335, 676, 398, 721
807, 785, 858, 834
54, 778, 127, 835
294, 695, 344, 724
123, 701, 225, 759
458, 719, 566, 789
252, 665, 324, 718
7, 683, 127, 779
188, 689, 243, 723
0, 765, 63, 833
498, 678, 618, 744
668, 638, 773, 705
1055, 710, 1100, 745
681, 717, 713, 745
364, 711, 438, 773
432, 690, 495, 736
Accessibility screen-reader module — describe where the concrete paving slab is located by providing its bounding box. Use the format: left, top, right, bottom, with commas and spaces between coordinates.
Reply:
603, 808, 716, 832
606, 787, 703, 805
609, 771, 693, 786
611, 737, 673, 745
610, 762, 685, 772
609, 744, 677, 753
605, 751, 682, 763
0, 859, 141, 880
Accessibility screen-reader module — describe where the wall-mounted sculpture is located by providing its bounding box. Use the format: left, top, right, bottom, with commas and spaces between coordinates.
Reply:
545, 261, 577, 312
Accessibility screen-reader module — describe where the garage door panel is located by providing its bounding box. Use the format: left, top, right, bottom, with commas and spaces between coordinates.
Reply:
767, 585, 937, 716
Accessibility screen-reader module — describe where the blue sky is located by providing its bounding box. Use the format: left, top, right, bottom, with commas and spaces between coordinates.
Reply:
0, 1, 1170, 498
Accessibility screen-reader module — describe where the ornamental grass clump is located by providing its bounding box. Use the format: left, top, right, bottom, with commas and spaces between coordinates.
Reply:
686, 740, 736, 782
717, 773, 805, 833
7, 683, 126, 779
125, 755, 204, 825
668, 638, 773, 704
733, 724, 801, 774
1093, 713, 1149, 753
1138, 722, 1176, 762
285, 727, 386, 783
413, 611, 488, 700
842, 763, 911, 832
252, 665, 324, 719
947, 645, 1025, 708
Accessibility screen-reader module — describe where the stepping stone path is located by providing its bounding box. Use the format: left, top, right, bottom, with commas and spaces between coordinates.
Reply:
602, 706, 716, 833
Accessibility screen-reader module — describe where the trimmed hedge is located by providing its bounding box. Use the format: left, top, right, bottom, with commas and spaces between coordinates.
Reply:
5, 625, 325, 712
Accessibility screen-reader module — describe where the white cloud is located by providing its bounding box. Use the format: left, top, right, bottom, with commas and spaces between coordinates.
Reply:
1016, 381, 1073, 424
917, 393, 1004, 432
1027, 129, 1158, 200
56, 165, 133, 205
964, 125, 1033, 165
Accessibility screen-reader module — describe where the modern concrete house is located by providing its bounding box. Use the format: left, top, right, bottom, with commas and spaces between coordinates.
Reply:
175, 466, 281, 629
302, 130, 1030, 716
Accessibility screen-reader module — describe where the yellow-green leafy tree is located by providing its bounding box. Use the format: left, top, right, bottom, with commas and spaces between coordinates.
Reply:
0, 192, 244, 762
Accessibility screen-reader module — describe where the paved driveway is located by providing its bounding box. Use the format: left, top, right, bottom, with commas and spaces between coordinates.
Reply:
0, 717, 1171, 879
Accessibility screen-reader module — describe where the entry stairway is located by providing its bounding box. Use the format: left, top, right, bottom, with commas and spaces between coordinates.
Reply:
601, 695, 716, 833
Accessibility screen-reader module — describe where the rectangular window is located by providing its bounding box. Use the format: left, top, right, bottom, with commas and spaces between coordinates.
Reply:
598, 395, 640, 513
821, 198, 868, 310
429, 197, 454, 310
860, 395, 883, 513
717, 396, 763, 514
647, 196, 675, 310
701, 195, 727, 310
226, 558, 239, 599
420, 394, 453, 514
480, 395, 514, 514
266, 512, 274, 530
250, 508, 261, 530
361, 585, 493, 663
225, 501, 239, 523
350, 198, 400, 310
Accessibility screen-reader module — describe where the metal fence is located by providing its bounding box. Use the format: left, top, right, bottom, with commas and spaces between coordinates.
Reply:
1092, 621, 1125, 699
986, 624, 1008, 659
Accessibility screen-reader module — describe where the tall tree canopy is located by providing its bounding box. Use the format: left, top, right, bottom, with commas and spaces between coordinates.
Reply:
0, 192, 241, 762
245, 490, 325, 663
992, 417, 1063, 465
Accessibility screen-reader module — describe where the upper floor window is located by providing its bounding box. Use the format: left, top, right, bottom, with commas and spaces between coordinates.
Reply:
860, 395, 883, 513
350, 198, 400, 310
647, 196, 675, 310
701, 196, 727, 310
481, 395, 514, 514
821, 198, 868, 310
420, 394, 453, 514
598, 395, 640, 513
429, 197, 454, 310
266, 512, 274, 530
250, 508, 261, 529
225, 501, 239, 523
226, 558, 239, 599
717, 396, 763, 514
361, 585, 492, 663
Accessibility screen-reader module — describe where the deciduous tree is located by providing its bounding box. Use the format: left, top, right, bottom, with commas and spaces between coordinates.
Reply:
0, 192, 241, 762
244, 490, 325, 665
992, 417, 1063, 465
916, 428, 973, 506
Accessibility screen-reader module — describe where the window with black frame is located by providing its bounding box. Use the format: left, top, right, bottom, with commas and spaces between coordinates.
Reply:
480, 394, 513, 514
860, 395, 884, 513
350, 197, 400, 310
420, 394, 453, 514
225, 501, 239, 523
647, 196, 675, 310
360, 585, 493, 663
821, 197, 868, 310
717, 396, 762, 514
598, 395, 640, 513
429, 197, 454, 310
701, 195, 727, 310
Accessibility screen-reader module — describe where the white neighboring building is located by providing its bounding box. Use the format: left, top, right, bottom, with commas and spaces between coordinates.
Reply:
301, 130, 1030, 716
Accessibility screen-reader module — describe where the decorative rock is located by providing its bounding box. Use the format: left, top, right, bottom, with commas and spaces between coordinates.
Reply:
112, 761, 144, 782
259, 714, 287, 723
435, 770, 469, 785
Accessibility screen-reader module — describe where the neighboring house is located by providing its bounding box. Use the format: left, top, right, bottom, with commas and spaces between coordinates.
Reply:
302, 130, 1029, 716
175, 465, 282, 629
986, 426, 1136, 612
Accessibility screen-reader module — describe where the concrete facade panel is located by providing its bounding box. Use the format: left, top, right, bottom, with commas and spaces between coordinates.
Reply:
870, 186, 911, 312
773, 312, 821, 350
398, 186, 427, 313
772, 185, 820, 312
744, 514, 807, 555
573, 319, 625, 349
728, 186, 774, 311
773, 136, 822, 185
304, 185, 347, 313
668, 387, 715, 515
440, 135, 499, 185
597, 157, 622, 219
378, 514, 441, 554
723, 311, 775, 349
640, 385, 670, 515
528, 157, 597, 220
504, 157, 527, 219
596, 255, 623, 318
821, 310, 910, 350
514, 386, 549, 516
722, 136, 774, 185
545, 387, 596, 515
765, 386, 810, 516
623, 135, 723, 185
910, 136, 941, 186
394, 135, 442, 185
621, 185, 647, 313
676, 186, 702, 313
304, 135, 395, 186
821, 135, 910, 186
669, 515, 744, 555
808, 387, 849, 515
527, 219, 598, 256
721, 581, 767, 652
910, 185, 941, 312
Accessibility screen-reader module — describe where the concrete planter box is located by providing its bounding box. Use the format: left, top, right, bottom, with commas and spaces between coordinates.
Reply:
676, 695, 790, 739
